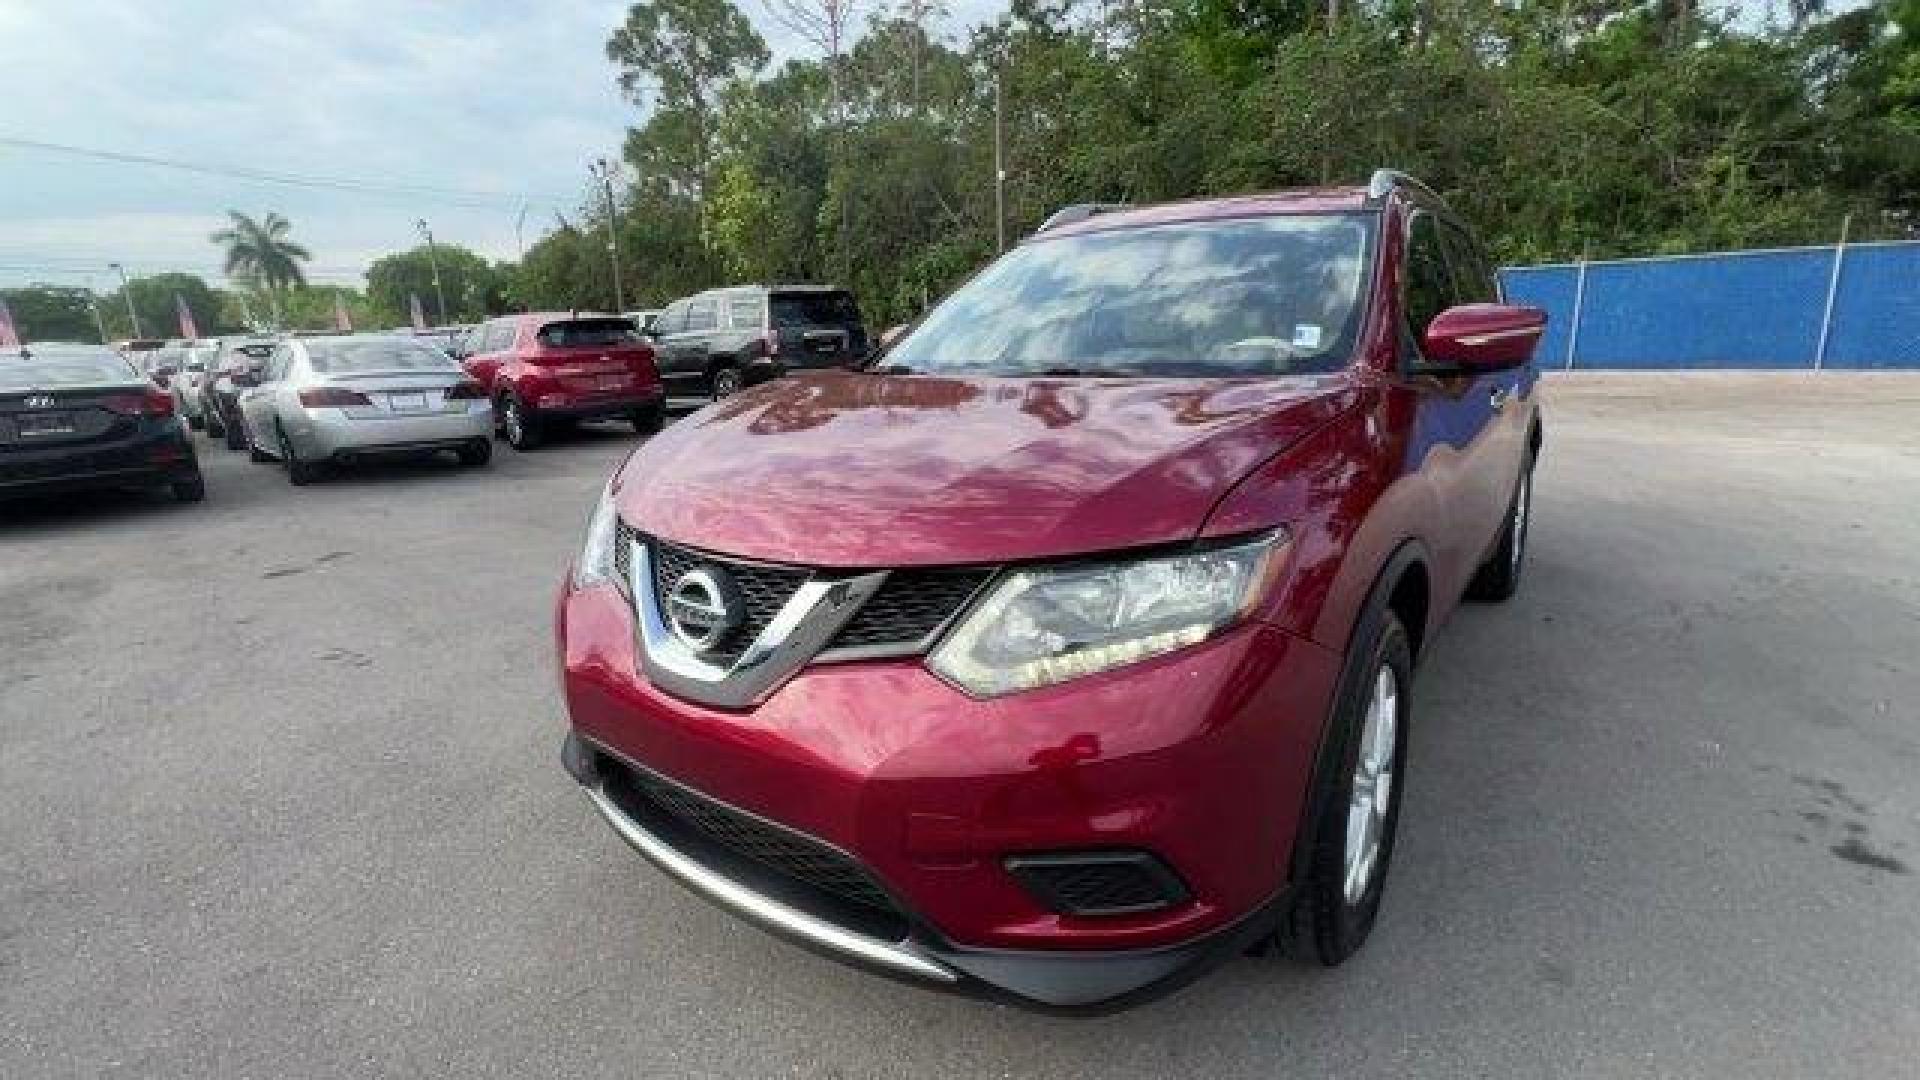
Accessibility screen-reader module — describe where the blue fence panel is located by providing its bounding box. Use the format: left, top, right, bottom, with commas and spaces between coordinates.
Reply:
1823, 243, 1920, 369
1499, 240, 1920, 370
1500, 265, 1578, 368
1579, 250, 1830, 369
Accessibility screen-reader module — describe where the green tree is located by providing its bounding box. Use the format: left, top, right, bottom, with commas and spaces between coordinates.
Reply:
1, 285, 104, 343
99, 273, 234, 340
274, 286, 376, 333
509, 0, 1918, 329
608, 0, 770, 196
365, 244, 506, 326
209, 211, 312, 325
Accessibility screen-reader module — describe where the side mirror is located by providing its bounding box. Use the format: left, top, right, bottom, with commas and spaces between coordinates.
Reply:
1421, 303, 1546, 371
879, 324, 907, 350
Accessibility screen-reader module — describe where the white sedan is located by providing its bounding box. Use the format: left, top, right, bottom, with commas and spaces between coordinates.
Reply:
171, 343, 217, 429
236, 334, 495, 485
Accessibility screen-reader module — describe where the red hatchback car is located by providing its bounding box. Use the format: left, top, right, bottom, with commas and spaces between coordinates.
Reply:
458, 312, 665, 450
555, 171, 1546, 1010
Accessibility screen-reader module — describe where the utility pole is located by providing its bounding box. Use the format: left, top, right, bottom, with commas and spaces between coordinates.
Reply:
85, 280, 109, 344
515, 202, 530, 263
109, 262, 142, 339
415, 219, 449, 325
590, 158, 626, 312
993, 70, 1007, 253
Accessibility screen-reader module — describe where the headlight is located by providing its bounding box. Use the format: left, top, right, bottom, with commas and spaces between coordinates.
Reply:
929, 532, 1286, 697
574, 483, 622, 590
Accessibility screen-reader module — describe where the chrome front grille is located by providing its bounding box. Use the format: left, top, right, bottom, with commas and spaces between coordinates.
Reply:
618, 520, 992, 662
824, 568, 993, 654
644, 534, 810, 664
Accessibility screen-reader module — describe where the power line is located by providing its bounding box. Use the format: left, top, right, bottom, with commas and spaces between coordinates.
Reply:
0, 258, 371, 278
0, 254, 371, 274
0, 262, 373, 285
0, 135, 583, 209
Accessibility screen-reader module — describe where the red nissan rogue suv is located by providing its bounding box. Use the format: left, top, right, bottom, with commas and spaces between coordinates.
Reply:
555, 171, 1546, 1011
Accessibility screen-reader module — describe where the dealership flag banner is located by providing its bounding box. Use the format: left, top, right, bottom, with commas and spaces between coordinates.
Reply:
175, 293, 199, 340
0, 298, 19, 348
334, 294, 353, 333
409, 293, 428, 332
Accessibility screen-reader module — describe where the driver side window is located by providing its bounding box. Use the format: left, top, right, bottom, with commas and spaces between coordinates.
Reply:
1402, 211, 1458, 365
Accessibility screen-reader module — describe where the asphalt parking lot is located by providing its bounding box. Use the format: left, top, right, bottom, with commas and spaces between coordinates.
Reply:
3, 373, 1917, 1078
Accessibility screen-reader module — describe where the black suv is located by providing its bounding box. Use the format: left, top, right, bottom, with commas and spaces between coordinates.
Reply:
648, 285, 867, 399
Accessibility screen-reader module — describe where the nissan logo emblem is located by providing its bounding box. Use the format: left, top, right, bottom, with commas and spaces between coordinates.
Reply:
665, 566, 742, 653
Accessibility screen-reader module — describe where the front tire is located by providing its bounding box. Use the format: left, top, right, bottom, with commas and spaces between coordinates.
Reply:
224, 413, 247, 451
709, 365, 742, 400
499, 392, 541, 451
1289, 611, 1412, 966
205, 409, 226, 438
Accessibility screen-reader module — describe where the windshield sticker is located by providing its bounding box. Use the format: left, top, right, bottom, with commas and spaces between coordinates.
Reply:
1292, 324, 1324, 349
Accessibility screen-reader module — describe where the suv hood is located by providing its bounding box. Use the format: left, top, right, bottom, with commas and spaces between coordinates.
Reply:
617, 372, 1357, 567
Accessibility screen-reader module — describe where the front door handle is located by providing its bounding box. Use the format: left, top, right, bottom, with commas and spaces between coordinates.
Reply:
1489, 386, 1511, 413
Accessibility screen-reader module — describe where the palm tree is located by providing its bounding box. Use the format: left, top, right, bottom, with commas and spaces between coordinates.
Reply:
210, 211, 311, 325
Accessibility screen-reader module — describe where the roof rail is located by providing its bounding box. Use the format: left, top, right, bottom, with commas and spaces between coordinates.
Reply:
1036, 202, 1131, 234
1367, 169, 1446, 207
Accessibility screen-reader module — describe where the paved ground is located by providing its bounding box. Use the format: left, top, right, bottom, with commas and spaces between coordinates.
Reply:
3, 374, 1916, 1078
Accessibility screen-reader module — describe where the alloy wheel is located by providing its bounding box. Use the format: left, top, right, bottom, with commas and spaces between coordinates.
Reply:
711, 368, 742, 399
1510, 468, 1532, 578
503, 398, 523, 444
1343, 663, 1400, 906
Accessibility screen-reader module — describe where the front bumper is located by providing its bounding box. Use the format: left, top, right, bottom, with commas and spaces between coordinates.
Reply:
563, 730, 1292, 1011
289, 405, 494, 460
557, 580, 1341, 1009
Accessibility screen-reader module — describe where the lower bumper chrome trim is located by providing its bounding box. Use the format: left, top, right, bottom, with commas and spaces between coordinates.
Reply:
582, 784, 959, 985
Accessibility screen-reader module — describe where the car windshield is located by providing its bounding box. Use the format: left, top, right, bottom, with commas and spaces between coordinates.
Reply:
886, 214, 1376, 378
305, 339, 455, 374
1, 352, 135, 389
771, 292, 859, 328
538, 318, 636, 348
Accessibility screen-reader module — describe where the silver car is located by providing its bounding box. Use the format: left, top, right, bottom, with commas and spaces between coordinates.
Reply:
171, 343, 216, 429
237, 334, 494, 484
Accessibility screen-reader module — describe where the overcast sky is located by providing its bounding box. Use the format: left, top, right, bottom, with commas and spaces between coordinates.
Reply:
0, 0, 1004, 290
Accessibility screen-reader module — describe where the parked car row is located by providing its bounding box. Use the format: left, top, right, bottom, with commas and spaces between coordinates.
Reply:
453, 287, 869, 406
6, 287, 872, 501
